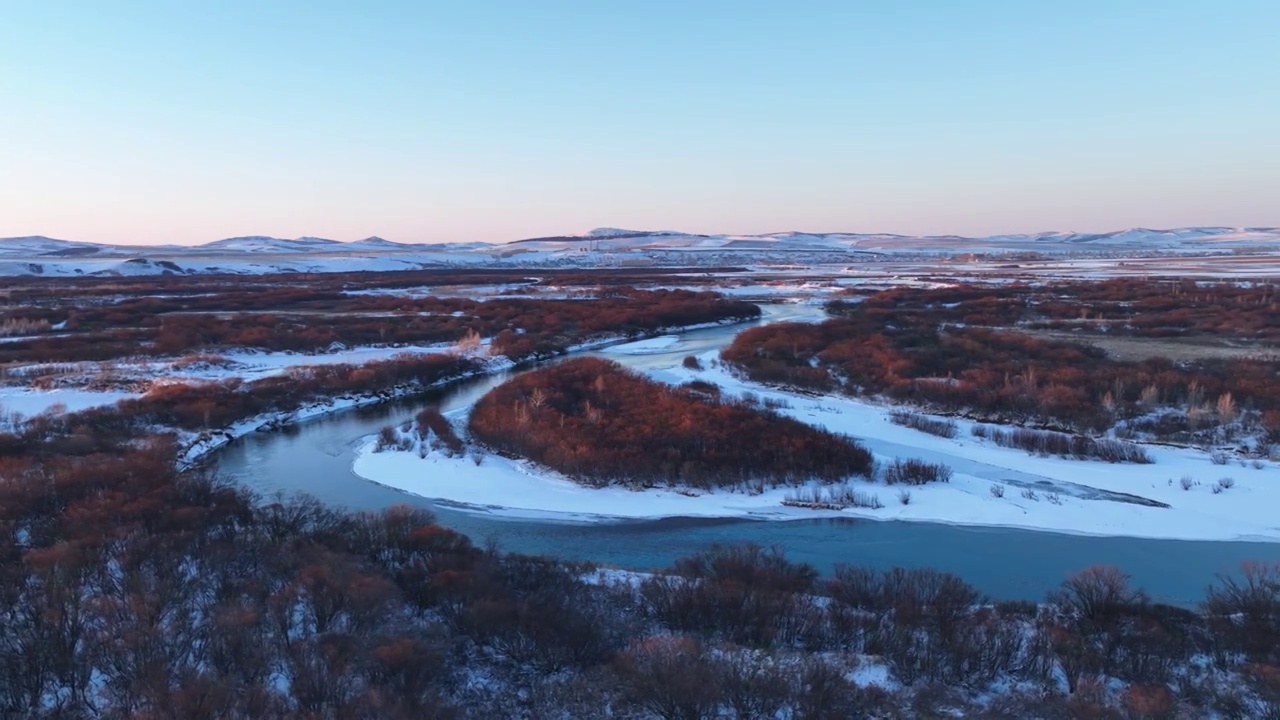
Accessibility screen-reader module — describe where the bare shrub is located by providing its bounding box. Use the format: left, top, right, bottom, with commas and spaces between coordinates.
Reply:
1045, 491, 1063, 505
990, 483, 1005, 499
849, 490, 883, 509
682, 355, 702, 370
641, 545, 820, 648
1216, 477, 1235, 491
416, 408, 465, 457
980, 425, 1152, 463
898, 489, 911, 506
1050, 566, 1148, 624
373, 424, 399, 452
889, 410, 958, 439
1203, 562, 1280, 664
615, 636, 721, 719
1180, 475, 1194, 491
1021, 488, 1039, 501
713, 652, 791, 720
1210, 450, 1230, 466
784, 486, 882, 510
883, 458, 952, 486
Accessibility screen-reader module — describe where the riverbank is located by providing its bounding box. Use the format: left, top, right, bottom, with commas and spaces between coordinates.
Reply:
175, 317, 759, 469
351, 341, 1280, 543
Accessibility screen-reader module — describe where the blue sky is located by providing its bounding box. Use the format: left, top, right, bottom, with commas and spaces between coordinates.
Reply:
2, 1, 1277, 244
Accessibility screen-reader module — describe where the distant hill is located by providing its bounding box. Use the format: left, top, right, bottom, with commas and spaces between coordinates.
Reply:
0, 226, 1275, 277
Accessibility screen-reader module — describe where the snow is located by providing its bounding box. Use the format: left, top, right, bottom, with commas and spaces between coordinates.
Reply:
2, 226, 1278, 277
351, 349, 1280, 543
156, 343, 462, 382
599, 335, 681, 355
0, 387, 133, 419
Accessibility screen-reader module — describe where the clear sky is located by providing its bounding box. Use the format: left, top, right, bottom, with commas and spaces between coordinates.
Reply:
2, 1, 1277, 244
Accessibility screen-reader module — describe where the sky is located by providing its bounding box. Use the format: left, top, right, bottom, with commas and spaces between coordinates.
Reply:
2, 1, 1277, 245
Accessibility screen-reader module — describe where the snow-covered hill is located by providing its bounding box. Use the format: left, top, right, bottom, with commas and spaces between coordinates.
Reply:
0, 226, 1276, 276
504, 226, 1280, 254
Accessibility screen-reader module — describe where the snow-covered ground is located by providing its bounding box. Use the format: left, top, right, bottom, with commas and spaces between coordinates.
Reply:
0, 387, 134, 420
142, 342, 462, 382
3, 226, 1279, 277
599, 335, 681, 355
352, 349, 1280, 543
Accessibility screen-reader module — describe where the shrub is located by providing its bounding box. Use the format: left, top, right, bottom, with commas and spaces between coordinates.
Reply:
374, 424, 399, 452
1180, 475, 1194, 491
1050, 565, 1148, 623
1203, 562, 1280, 664
898, 489, 911, 506
682, 355, 703, 370
415, 407, 465, 457
849, 490, 883, 509
990, 483, 1005, 498
883, 458, 952, 486
979, 426, 1152, 464
640, 545, 821, 648
889, 410, 958, 439
1211, 450, 1230, 465
784, 485, 883, 510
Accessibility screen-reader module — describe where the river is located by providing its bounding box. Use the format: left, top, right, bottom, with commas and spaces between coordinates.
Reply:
211, 304, 1280, 604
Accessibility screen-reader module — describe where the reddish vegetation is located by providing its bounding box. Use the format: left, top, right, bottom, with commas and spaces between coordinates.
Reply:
415, 408, 465, 456
724, 284, 1280, 441
3, 274, 1280, 715
2, 435, 1279, 718
468, 357, 873, 489
0, 353, 482, 460
836, 278, 1280, 344
0, 286, 759, 363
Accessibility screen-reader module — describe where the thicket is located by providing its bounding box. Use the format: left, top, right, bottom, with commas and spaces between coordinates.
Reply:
0, 287, 760, 364
832, 278, 1280, 344
468, 357, 874, 489
972, 424, 1153, 463
882, 458, 953, 485
723, 287, 1280, 444
2, 432, 1280, 715
889, 410, 958, 438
